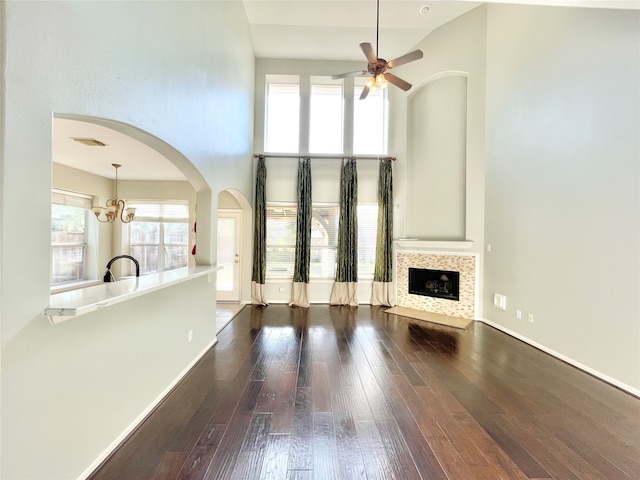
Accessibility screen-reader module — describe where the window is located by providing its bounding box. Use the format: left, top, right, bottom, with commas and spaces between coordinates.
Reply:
264, 74, 387, 156
266, 204, 339, 279
353, 78, 388, 155
265, 205, 297, 277
51, 190, 92, 286
309, 78, 343, 154
266, 203, 377, 280
310, 205, 339, 278
129, 202, 189, 275
357, 204, 378, 280
265, 75, 300, 153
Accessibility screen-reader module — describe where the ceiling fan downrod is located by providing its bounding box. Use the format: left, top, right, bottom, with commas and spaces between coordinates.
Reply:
376, 0, 380, 57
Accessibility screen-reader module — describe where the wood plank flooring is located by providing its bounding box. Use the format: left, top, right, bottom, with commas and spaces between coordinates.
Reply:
89, 305, 640, 480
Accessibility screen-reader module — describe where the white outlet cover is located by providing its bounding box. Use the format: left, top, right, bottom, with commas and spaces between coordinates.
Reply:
493, 294, 507, 311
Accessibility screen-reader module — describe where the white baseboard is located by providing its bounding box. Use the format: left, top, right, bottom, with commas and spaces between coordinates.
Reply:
76, 337, 219, 480
481, 318, 640, 398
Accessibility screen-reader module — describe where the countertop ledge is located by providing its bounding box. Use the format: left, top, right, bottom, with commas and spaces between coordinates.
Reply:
45, 265, 220, 324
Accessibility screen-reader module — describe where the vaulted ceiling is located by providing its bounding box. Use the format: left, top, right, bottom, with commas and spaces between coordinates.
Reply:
54, 0, 638, 181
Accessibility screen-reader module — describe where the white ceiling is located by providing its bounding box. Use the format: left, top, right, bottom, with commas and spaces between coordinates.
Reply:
243, 0, 638, 62
243, 0, 482, 62
53, 0, 638, 182
53, 118, 186, 181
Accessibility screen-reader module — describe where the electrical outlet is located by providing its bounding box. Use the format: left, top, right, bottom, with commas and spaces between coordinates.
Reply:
279, 286, 285, 293
516, 310, 522, 320
528, 314, 534, 324
188, 329, 193, 342
486, 243, 492, 252
493, 293, 507, 311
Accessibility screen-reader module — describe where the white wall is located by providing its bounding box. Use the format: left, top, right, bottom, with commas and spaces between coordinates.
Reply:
1, 1, 254, 478
483, 5, 640, 392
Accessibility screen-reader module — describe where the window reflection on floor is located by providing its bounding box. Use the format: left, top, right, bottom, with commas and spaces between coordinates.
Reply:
216, 303, 244, 333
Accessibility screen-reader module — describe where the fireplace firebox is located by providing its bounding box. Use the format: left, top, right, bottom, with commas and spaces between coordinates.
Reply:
408, 268, 460, 301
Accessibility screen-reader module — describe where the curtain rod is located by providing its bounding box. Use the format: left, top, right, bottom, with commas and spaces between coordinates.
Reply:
253, 153, 396, 161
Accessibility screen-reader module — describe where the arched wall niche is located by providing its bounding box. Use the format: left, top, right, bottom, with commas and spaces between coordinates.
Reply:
405, 71, 469, 241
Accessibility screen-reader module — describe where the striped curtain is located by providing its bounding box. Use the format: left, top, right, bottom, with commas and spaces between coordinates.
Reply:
290, 157, 312, 307
330, 157, 359, 306
371, 158, 395, 306
251, 156, 268, 305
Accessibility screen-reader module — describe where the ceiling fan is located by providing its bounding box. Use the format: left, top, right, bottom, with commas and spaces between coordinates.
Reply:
332, 0, 423, 100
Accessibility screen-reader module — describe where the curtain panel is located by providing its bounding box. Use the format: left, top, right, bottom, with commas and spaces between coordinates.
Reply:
290, 157, 312, 307
330, 157, 359, 306
251, 156, 268, 305
371, 158, 395, 306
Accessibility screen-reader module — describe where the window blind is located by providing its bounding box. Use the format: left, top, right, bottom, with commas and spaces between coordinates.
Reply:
127, 201, 189, 221
52, 189, 92, 209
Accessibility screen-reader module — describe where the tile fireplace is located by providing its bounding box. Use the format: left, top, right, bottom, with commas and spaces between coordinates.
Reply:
395, 242, 477, 320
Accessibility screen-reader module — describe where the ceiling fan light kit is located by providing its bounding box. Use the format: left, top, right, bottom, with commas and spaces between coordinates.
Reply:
332, 0, 423, 99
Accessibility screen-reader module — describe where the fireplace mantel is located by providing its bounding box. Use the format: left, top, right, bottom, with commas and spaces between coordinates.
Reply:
394, 239, 474, 250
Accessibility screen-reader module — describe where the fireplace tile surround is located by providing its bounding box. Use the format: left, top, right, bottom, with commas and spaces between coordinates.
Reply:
395, 241, 477, 320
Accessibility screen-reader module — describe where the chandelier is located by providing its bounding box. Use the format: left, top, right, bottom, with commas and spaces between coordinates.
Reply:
92, 163, 136, 223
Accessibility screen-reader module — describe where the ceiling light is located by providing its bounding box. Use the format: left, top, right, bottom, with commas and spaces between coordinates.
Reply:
419, 5, 431, 15
92, 164, 136, 224
331, 0, 423, 99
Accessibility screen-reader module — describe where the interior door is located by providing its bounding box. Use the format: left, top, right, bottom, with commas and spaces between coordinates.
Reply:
216, 210, 241, 301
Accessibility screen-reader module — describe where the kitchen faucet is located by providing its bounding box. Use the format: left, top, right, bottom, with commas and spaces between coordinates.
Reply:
103, 255, 140, 282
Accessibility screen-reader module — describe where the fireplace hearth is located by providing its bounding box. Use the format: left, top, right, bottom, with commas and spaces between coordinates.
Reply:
408, 267, 460, 301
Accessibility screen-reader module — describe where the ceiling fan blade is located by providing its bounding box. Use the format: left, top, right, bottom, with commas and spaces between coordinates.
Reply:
360, 42, 378, 64
331, 70, 367, 80
384, 73, 412, 91
387, 49, 423, 69
359, 85, 371, 100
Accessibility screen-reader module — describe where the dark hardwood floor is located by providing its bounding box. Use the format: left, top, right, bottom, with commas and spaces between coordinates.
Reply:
90, 305, 640, 480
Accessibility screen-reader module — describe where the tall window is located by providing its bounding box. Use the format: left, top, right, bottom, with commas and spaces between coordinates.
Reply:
353, 78, 388, 154
309, 77, 343, 154
264, 74, 387, 156
129, 202, 189, 275
51, 190, 92, 286
265, 75, 300, 153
